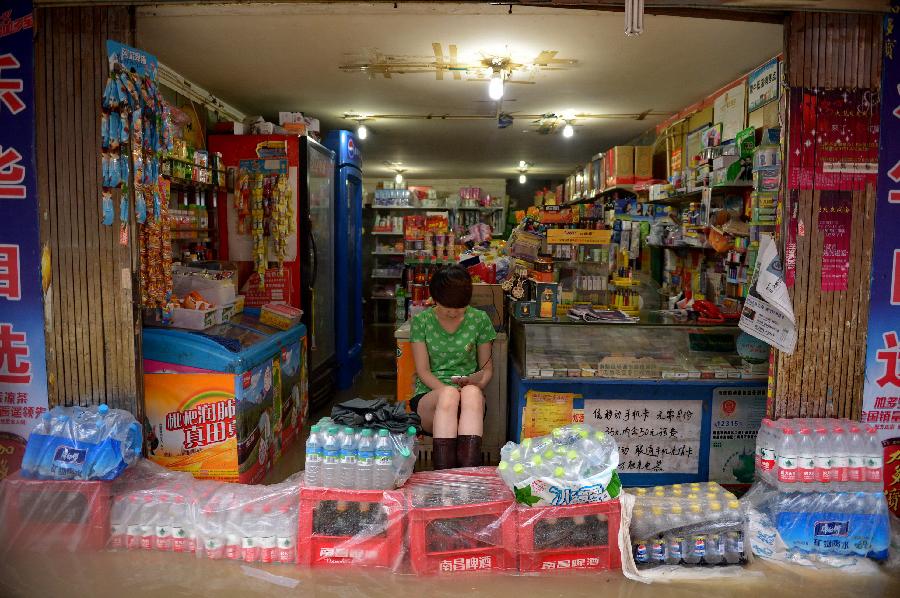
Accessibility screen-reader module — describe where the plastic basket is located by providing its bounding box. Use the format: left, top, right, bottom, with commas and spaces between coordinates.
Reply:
515, 499, 622, 572
297, 486, 406, 569
0, 474, 112, 552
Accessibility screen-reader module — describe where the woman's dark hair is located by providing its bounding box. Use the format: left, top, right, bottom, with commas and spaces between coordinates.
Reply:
429, 265, 472, 309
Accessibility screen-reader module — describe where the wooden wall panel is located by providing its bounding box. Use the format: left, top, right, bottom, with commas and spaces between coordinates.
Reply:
774, 13, 882, 419
35, 6, 142, 418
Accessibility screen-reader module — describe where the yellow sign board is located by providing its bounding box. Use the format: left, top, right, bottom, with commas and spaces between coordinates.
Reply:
546, 228, 612, 245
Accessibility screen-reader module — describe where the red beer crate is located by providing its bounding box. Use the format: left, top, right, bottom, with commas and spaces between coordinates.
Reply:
405, 471, 518, 575
515, 499, 622, 572
0, 474, 112, 551
297, 486, 406, 569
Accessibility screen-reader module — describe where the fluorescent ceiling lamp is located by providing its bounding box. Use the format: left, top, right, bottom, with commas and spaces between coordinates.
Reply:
519, 160, 527, 169
395, 172, 404, 184
488, 70, 504, 101
562, 122, 574, 138
518, 173, 527, 184
357, 123, 368, 140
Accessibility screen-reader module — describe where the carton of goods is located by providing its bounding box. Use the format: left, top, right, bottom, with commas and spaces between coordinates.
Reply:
606, 146, 635, 187
634, 146, 653, 182
260, 303, 304, 330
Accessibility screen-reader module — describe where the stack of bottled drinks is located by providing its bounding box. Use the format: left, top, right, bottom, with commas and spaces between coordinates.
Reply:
630, 482, 747, 569
303, 417, 417, 490
754, 417, 883, 492
106, 461, 302, 564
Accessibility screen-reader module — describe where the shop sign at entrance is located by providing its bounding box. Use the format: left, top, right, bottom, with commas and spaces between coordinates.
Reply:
0, 0, 48, 480
546, 228, 612, 246
747, 58, 780, 112
584, 399, 701, 474
862, 10, 900, 445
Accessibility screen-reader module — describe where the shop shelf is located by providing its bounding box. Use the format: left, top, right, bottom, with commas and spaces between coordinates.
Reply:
649, 184, 753, 206
0, 474, 112, 552
373, 251, 405, 256
297, 486, 406, 569
515, 500, 622, 572
372, 230, 404, 235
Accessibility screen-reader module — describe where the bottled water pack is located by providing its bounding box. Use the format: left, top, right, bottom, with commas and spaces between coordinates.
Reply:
498, 423, 621, 506
21, 405, 142, 481
755, 417, 884, 493
630, 482, 747, 569
108, 461, 301, 564
303, 418, 417, 490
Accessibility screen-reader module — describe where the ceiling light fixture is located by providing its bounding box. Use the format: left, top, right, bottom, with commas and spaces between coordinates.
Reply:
357, 122, 368, 140
625, 0, 645, 36
518, 173, 527, 184
488, 67, 504, 101
517, 161, 531, 185
518, 160, 527, 169
395, 173, 403, 185
562, 122, 574, 138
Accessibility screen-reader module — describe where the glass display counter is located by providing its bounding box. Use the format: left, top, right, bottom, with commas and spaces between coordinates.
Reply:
508, 313, 767, 488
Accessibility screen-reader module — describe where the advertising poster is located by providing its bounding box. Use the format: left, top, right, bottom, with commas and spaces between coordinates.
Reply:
236, 359, 277, 484
862, 10, 900, 477
709, 387, 766, 485
0, 0, 48, 480
748, 57, 780, 112
818, 190, 853, 291
787, 87, 880, 191
713, 82, 747, 141
144, 374, 239, 481
585, 399, 702, 474
521, 390, 575, 438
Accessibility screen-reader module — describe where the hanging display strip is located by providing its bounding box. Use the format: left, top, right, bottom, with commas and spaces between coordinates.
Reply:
238, 159, 294, 287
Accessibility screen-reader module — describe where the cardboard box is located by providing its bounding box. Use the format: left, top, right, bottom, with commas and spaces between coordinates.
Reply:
605, 145, 635, 186
260, 303, 304, 330
634, 146, 653, 182
470, 283, 506, 330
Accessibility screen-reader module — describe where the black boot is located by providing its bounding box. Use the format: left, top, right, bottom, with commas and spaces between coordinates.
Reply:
432, 437, 458, 470
456, 435, 483, 468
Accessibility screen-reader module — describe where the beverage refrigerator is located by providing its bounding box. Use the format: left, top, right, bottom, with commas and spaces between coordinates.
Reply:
324, 130, 363, 390
209, 134, 338, 409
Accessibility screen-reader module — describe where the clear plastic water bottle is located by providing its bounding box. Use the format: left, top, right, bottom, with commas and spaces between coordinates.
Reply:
665, 505, 684, 565
171, 496, 190, 553
321, 426, 341, 488
814, 427, 832, 491
373, 429, 394, 489
776, 427, 798, 492
258, 505, 277, 564
141, 496, 157, 550
224, 499, 242, 560
705, 501, 725, 565
126, 495, 143, 550
864, 427, 884, 491
338, 427, 358, 489
154, 495, 173, 551
797, 428, 816, 491
831, 426, 849, 491
356, 429, 375, 489
276, 503, 297, 564
109, 496, 127, 550
846, 426, 865, 491
304, 425, 323, 487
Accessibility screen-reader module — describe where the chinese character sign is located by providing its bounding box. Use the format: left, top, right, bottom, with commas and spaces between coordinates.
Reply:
863, 12, 900, 446
0, 0, 48, 478
584, 399, 702, 474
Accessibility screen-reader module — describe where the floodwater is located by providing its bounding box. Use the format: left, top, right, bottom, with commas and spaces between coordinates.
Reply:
1, 551, 899, 598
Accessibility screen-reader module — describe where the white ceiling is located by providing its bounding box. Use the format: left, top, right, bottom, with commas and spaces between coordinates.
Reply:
136, 3, 783, 179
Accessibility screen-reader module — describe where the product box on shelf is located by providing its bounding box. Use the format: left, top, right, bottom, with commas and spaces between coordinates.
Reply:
516, 500, 622, 572
0, 475, 113, 552
606, 146, 635, 187
634, 146, 653, 182
297, 486, 406, 569
404, 471, 518, 574
260, 303, 303, 330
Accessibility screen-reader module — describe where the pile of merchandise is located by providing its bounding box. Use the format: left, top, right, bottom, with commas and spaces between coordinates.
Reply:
745, 417, 890, 562
630, 483, 747, 569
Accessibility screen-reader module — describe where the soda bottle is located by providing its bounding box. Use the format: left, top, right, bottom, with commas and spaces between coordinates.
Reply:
649, 507, 667, 567
356, 429, 375, 490
724, 500, 744, 564
776, 427, 798, 492
846, 426, 865, 490
682, 503, 706, 567
304, 425, 324, 487
665, 505, 684, 565
704, 501, 725, 566
813, 427, 832, 490
831, 426, 850, 491
631, 508, 651, 569
796, 428, 816, 491
864, 427, 884, 490
321, 426, 341, 488
338, 427, 358, 490
373, 429, 394, 489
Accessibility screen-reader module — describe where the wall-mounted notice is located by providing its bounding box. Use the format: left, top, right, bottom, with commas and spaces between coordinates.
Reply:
584, 399, 702, 474
709, 387, 766, 485
521, 390, 576, 439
